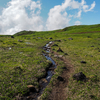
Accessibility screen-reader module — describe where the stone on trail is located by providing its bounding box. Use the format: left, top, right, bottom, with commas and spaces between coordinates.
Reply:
57, 76, 64, 81
58, 55, 63, 58
73, 72, 86, 81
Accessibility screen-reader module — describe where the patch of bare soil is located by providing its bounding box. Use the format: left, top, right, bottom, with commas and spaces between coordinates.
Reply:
48, 52, 73, 100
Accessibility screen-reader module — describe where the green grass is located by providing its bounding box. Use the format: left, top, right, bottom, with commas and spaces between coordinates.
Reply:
0, 24, 100, 99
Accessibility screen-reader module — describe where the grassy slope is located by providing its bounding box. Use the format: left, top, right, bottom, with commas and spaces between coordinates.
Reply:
0, 24, 100, 99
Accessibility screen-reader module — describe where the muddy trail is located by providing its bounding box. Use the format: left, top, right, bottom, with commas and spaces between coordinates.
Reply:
16, 41, 73, 100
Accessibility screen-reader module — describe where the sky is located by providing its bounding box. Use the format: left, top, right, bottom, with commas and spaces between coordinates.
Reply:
0, 0, 100, 35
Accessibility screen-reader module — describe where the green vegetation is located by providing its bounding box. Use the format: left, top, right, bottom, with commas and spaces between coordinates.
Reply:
0, 24, 100, 100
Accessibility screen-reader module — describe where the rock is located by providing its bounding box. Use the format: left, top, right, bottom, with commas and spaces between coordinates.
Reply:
58, 55, 63, 58
52, 44, 58, 46
57, 76, 64, 81
55, 40, 61, 42
11, 36, 14, 38
39, 78, 48, 84
87, 36, 91, 38
64, 53, 68, 55
68, 38, 73, 40
49, 37, 52, 39
73, 72, 86, 81
57, 48, 63, 52
80, 61, 87, 64
27, 85, 37, 92
54, 55, 58, 57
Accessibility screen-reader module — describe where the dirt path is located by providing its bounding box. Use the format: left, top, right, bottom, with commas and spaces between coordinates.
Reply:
48, 52, 73, 100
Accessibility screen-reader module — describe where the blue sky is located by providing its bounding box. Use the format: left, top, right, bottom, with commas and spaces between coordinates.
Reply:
0, 0, 99, 35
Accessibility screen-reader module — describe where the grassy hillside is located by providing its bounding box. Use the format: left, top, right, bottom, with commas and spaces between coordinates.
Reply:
0, 24, 100, 100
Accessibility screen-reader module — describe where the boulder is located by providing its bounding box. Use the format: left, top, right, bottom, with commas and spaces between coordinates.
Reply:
57, 48, 63, 52
57, 76, 64, 81
73, 72, 86, 81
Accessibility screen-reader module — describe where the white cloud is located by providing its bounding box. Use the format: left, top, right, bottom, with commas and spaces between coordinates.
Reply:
82, 1, 96, 12
46, 0, 96, 30
0, 0, 96, 34
74, 21, 81, 25
76, 10, 82, 18
0, 0, 43, 35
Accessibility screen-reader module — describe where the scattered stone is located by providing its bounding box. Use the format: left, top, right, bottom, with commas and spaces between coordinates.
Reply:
57, 76, 64, 81
49, 37, 52, 39
52, 44, 58, 46
68, 38, 73, 40
9, 47, 11, 50
73, 72, 86, 81
27, 85, 37, 92
90, 55, 93, 57
11, 36, 14, 38
55, 40, 61, 42
13, 43, 17, 45
64, 53, 68, 55
58, 55, 63, 58
80, 61, 86, 64
87, 36, 91, 38
54, 55, 58, 57
57, 48, 63, 52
